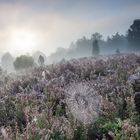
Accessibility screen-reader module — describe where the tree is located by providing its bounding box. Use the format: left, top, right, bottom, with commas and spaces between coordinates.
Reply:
33, 51, 47, 64
116, 48, 120, 54
14, 55, 34, 70
91, 33, 102, 56
38, 55, 45, 66
127, 19, 140, 51
1, 52, 14, 72
92, 39, 99, 56
108, 32, 125, 45
91, 32, 103, 41
75, 36, 91, 57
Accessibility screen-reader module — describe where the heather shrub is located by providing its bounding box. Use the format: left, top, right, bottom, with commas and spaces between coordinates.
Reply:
73, 125, 87, 140
0, 54, 140, 139
36, 116, 47, 129
0, 97, 15, 127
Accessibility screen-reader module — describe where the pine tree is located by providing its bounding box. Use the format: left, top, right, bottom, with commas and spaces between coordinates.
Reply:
92, 39, 99, 56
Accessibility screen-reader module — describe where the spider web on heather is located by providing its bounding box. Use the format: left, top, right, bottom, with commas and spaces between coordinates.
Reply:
66, 82, 102, 125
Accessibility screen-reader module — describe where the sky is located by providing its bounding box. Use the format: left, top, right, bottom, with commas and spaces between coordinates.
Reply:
0, 0, 140, 56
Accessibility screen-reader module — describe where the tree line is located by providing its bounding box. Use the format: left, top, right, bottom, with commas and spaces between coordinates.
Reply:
49, 19, 140, 62
0, 19, 140, 71
0, 52, 46, 72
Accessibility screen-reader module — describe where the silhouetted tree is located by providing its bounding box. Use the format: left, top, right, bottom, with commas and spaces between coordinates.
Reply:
92, 32, 103, 41
127, 19, 140, 51
106, 32, 128, 54
108, 33, 125, 46
33, 51, 47, 64
14, 55, 34, 70
116, 48, 120, 54
75, 36, 91, 57
38, 55, 45, 66
1, 52, 14, 72
92, 39, 99, 56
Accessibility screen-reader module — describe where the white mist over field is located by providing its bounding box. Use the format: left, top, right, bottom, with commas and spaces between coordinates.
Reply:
0, 1, 140, 139
0, 0, 140, 57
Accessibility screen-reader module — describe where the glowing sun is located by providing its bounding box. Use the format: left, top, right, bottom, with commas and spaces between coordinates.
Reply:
8, 30, 38, 54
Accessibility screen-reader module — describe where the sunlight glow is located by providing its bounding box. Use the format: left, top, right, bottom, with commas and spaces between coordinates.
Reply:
8, 30, 39, 55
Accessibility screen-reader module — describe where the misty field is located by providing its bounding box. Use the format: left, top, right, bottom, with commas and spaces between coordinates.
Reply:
0, 54, 140, 140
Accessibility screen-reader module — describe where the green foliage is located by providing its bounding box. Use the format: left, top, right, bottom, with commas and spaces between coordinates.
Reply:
73, 126, 87, 140
15, 104, 26, 132
50, 131, 67, 140
134, 92, 140, 113
0, 96, 27, 134
93, 117, 140, 140
29, 133, 41, 140
0, 97, 15, 127
132, 112, 140, 126
14, 55, 34, 70
102, 119, 122, 134
87, 119, 105, 139
36, 117, 47, 129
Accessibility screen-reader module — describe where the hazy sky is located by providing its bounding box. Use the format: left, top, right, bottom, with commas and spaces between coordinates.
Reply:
0, 0, 140, 56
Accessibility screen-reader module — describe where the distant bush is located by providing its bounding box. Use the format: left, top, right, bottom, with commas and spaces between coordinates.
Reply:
1, 52, 14, 72
14, 55, 34, 70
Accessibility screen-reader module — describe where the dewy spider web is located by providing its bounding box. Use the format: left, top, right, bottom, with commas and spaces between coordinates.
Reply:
66, 82, 102, 125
